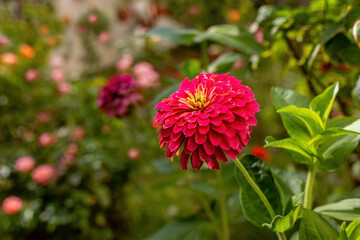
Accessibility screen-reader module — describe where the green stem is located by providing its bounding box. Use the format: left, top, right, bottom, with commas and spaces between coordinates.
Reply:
217, 170, 230, 240
196, 192, 223, 240
304, 164, 317, 209
277, 232, 288, 240
233, 157, 276, 218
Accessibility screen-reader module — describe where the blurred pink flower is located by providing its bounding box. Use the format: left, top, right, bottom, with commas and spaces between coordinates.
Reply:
50, 68, 65, 83
25, 69, 40, 82
70, 126, 85, 141
98, 31, 110, 43
36, 112, 52, 123
254, 27, 264, 44
32, 164, 56, 185
15, 156, 35, 172
133, 62, 160, 88
66, 143, 79, 155
234, 59, 245, 69
57, 82, 71, 94
50, 56, 65, 68
88, 14, 98, 23
2, 196, 22, 215
116, 54, 133, 71
0, 36, 10, 46
38, 132, 57, 147
1, 52, 17, 65
187, 6, 200, 15
128, 148, 140, 160
76, 25, 86, 34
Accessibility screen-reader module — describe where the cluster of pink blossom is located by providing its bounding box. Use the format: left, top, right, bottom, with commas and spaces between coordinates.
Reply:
49, 55, 71, 94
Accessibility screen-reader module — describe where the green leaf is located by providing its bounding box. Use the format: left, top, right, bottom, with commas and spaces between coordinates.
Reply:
194, 25, 262, 55
180, 58, 201, 80
207, 52, 243, 74
235, 154, 283, 228
352, 76, 360, 106
142, 27, 200, 46
353, 20, 360, 46
263, 205, 302, 233
299, 209, 339, 240
321, 23, 344, 44
265, 138, 316, 164
278, 105, 325, 138
310, 82, 339, 123
338, 222, 349, 240
325, 33, 350, 63
344, 3, 360, 29
309, 128, 359, 146
346, 218, 360, 240
271, 87, 310, 110
327, 117, 360, 132
341, 45, 360, 65
147, 219, 214, 240
314, 198, 360, 221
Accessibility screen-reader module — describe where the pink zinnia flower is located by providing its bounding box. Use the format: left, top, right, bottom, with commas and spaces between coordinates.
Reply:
25, 69, 39, 82
116, 54, 133, 71
70, 126, 85, 141
154, 73, 259, 170
88, 13, 98, 23
31, 164, 56, 185
97, 74, 142, 118
128, 148, 140, 160
2, 196, 22, 215
15, 156, 35, 172
98, 31, 110, 43
133, 62, 160, 88
50, 56, 65, 68
57, 82, 71, 94
38, 132, 57, 147
50, 68, 65, 83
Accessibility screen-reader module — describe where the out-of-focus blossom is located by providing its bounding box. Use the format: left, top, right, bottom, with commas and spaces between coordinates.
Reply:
234, 59, 245, 69
57, 82, 71, 94
50, 56, 65, 68
25, 69, 40, 82
38, 132, 57, 147
70, 126, 85, 141
31, 164, 56, 185
97, 74, 142, 118
334, 63, 347, 71
15, 156, 35, 172
0, 36, 10, 46
20, 44, 35, 59
98, 31, 110, 43
88, 13, 98, 23
320, 62, 332, 73
1, 52, 17, 65
76, 25, 86, 34
40, 25, 50, 35
2, 196, 22, 215
128, 148, 140, 160
133, 62, 160, 88
59, 144, 78, 168
50, 68, 65, 83
36, 112, 52, 123
116, 54, 133, 71
187, 6, 200, 16
117, 8, 131, 21
154, 73, 259, 170
48, 36, 57, 46
228, 9, 240, 22
66, 143, 79, 156
254, 27, 264, 44
251, 146, 271, 163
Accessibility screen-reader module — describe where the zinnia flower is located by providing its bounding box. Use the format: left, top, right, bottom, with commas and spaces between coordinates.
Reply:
251, 146, 271, 163
154, 73, 259, 170
97, 74, 142, 118
31, 164, 56, 185
116, 54, 133, 71
15, 156, 35, 172
2, 196, 22, 215
25, 69, 39, 82
133, 62, 160, 88
20, 44, 35, 59
38, 132, 57, 147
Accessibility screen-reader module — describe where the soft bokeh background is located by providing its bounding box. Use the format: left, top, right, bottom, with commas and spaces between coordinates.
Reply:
0, 0, 359, 239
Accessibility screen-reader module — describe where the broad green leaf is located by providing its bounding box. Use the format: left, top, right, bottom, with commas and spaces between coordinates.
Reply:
271, 87, 310, 110
278, 106, 325, 137
265, 136, 277, 144
299, 209, 339, 240
309, 128, 359, 146
352, 76, 360, 106
341, 45, 360, 65
188, 182, 218, 196
324, 34, 350, 63
263, 205, 302, 233
265, 138, 316, 164
314, 198, 360, 221
310, 82, 339, 123
207, 52, 243, 74
321, 23, 344, 44
347, 218, 360, 240
180, 58, 201, 80
254, 5, 277, 25
235, 154, 283, 227
327, 117, 360, 133
344, 3, 360, 29
338, 222, 349, 240
194, 25, 262, 55
142, 27, 200, 46
147, 220, 214, 240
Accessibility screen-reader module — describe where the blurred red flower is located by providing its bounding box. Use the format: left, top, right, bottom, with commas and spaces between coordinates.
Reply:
2, 196, 22, 215
251, 146, 271, 163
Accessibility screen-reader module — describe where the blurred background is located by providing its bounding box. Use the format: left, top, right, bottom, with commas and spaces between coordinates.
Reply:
0, 0, 359, 239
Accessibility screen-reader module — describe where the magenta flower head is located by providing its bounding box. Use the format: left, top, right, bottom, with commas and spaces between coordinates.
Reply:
97, 74, 142, 118
154, 73, 259, 170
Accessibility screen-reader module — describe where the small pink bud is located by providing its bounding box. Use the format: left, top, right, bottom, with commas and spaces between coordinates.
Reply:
50, 68, 65, 83
25, 69, 39, 82
15, 156, 35, 172
31, 164, 56, 185
2, 196, 22, 215
88, 14, 98, 23
57, 82, 71, 94
0, 36, 10, 46
98, 31, 110, 43
38, 133, 57, 147
128, 148, 140, 160
116, 54, 133, 71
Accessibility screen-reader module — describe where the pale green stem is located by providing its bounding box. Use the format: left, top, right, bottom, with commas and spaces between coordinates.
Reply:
195, 192, 223, 240
217, 170, 230, 240
304, 164, 317, 209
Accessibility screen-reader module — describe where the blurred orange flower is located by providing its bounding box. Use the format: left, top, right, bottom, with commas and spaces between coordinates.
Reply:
228, 9, 240, 22
20, 44, 35, 59
1, 52, 17, 65
251, 146, 271, 163
40, 25, 50, 35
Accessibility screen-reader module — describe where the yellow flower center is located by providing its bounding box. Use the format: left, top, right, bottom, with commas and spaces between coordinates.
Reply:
180, 84, 210, 110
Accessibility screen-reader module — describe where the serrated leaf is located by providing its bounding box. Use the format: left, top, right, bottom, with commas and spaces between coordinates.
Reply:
142, 27, 200, 46
310, 82, 339, 123
235, 154, 283, 228
263, 205, 302, 233
207, 52, 243, 74
314, 198, 360, 221
299, 209, 339, 240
